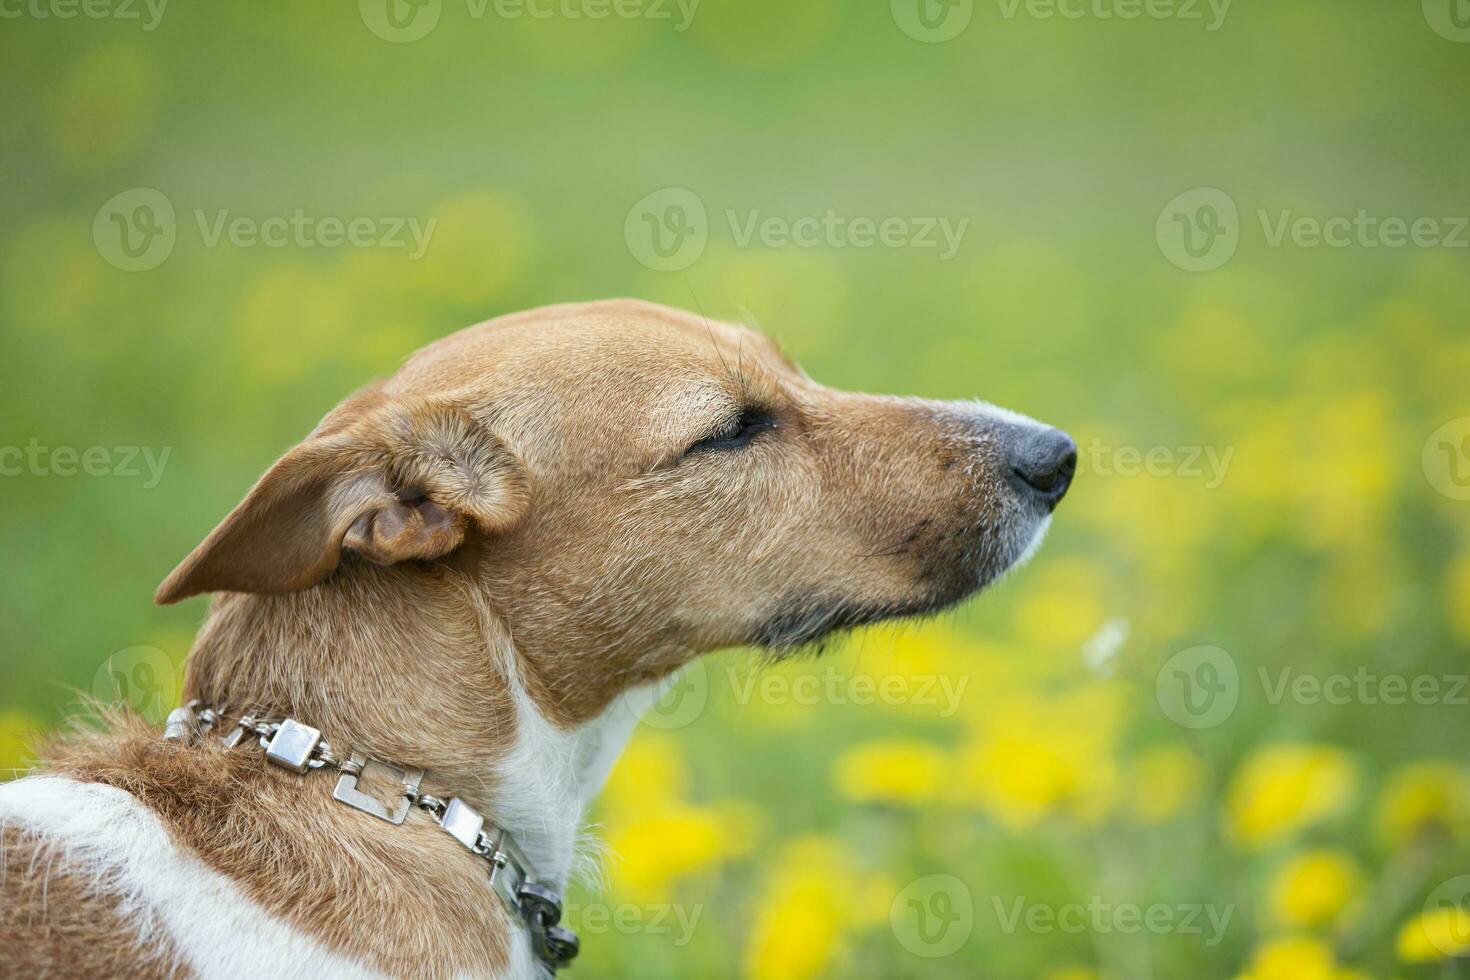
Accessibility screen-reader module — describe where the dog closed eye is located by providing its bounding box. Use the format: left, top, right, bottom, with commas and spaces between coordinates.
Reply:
682, 406, 776, 458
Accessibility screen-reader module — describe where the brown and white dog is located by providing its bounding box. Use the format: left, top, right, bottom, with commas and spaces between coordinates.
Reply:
0, 299, 1075, 979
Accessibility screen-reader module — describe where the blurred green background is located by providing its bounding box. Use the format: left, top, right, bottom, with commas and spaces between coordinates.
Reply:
3, 1, 1470, 977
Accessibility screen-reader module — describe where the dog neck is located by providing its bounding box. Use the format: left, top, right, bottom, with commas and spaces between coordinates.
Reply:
182, 563, 651, 886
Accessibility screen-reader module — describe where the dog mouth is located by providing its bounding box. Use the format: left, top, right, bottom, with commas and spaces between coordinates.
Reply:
751, 591, 961, 650
752, 512, 1052, 652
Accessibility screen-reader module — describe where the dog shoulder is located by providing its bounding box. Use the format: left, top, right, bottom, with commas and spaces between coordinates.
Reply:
15, 721, 514, 979
0, 782, 185, 978
4, 727, 395, 980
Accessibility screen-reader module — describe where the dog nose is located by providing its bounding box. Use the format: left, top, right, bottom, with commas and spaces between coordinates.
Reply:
1009, 427, 1077, 508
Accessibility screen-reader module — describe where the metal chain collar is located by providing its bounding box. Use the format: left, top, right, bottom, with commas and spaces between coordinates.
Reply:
163, 701, 578, 976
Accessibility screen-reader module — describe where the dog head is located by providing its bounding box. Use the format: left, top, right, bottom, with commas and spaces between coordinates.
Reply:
158, 299, 1074, 724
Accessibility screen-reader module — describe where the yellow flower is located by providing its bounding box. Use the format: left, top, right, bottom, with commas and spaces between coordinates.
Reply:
1042, 969, 1101, 980
1067, 450, 1215, 638
832, 738, 947, 806
1010, 557, 1113, 652
1314, 546, 1396, 642
1154, 303, 1271, 388
1449, 551, 1470, 643
743, 836, 886, 980
2, 218, 104, 334
235, 266, 353, 383
883, 625, 973, 680
605, 804, 730, 902
0, 710, 42, 778
1375, 761, 1470, 848
1396, 905, 1470, 962
641, 247, 848, 360
746, 864, 842, 980
601, 734, 689, 818
1226, 744, 1357, 848
1223, 387, 1396, 559
401, 190, 532, 306
1235, 935, 1350, 980
48, 42, 162, 172
1124, 744, 1205, 824
1291, 390, 1397, 552
953, 687, 1123, 828
687, 0, 837, 68
1267, 850, 1362, 929
599, 734, 755, 902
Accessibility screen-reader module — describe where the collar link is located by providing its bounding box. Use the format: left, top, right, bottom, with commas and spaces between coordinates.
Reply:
164, 700, 578, 976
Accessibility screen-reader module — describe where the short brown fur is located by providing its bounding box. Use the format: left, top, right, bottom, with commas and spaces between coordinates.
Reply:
0, 821, 184, 979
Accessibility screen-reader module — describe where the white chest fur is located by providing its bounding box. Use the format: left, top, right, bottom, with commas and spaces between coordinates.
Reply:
487, 660, 670, 884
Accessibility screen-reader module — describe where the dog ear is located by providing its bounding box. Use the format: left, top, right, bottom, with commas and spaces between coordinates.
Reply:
154, 397, 528, 604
